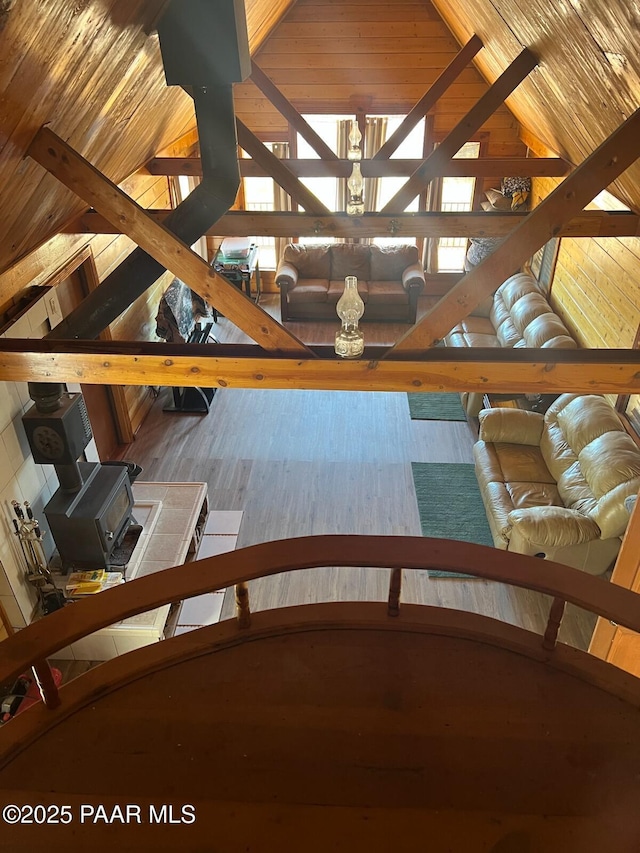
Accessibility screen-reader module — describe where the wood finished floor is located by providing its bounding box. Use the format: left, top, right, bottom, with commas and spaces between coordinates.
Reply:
122, 295, 595, 651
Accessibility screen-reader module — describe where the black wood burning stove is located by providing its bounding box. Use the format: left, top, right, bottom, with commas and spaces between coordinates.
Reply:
22, 384, 135, 571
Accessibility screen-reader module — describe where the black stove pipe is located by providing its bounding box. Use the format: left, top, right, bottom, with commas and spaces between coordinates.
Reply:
46, 84, 240, 342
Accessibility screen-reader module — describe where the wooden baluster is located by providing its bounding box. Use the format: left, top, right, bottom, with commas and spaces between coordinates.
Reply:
388, 568, 402, 617
31, 660, 61, 710
235, 582, 251, 628
542, 597, 566, 651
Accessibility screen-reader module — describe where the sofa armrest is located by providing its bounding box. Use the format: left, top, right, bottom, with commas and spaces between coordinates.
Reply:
508, 506, 601, 548
275, 262, 298, 291
402, 262, 426, 292
478, 408, 544, 446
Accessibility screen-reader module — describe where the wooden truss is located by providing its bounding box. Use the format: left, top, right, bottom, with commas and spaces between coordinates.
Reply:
0, 340, 638, 394
68, 210, 640, 240
27, 127, 311, 356
145, 156, 571, 179
20, 43, 640, 393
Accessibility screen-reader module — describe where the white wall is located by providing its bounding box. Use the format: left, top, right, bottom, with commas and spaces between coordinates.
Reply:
0, 292, 98, 630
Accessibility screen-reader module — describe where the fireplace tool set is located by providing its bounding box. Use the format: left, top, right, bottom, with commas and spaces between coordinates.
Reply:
9, 500, 65, 614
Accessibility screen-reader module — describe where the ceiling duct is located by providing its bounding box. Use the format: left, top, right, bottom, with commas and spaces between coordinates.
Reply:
157, 0, 250, 88
48, 0, 250, 341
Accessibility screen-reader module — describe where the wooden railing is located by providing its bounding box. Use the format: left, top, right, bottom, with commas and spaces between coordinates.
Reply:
3, 535, 640, 713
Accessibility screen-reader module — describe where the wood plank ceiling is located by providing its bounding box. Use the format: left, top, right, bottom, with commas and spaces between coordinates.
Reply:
238, 0, 523, 156
429, 0, 640, 213
0, 0, 293, 279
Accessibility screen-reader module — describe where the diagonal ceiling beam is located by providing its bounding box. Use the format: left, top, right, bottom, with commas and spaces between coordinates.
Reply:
387, 107, 640, 358
0, 340, 638, 394
373, 34, 483, 161
66, 210, 640, 240
27, 126, 311, 356
380, 48, 538, 214
145, 156, 570, 179
235, 119, 331, 215
249, 60, 339, 161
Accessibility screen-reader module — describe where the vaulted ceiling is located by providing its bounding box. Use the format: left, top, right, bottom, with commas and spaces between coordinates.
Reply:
0, 0, 638, 283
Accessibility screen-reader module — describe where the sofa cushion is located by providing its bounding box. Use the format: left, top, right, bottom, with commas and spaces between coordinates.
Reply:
508, 506, 601, 548
555, 395, 625, 455
506, 481, 563, 510
283, 243, 331, 279
367, 280, 408, 305
580, 431, 640, 498
327, 279, 369, 304
452, 317, 496, 337
453, 332, 501, 347
524, 314, 577, 348
330, 244, 370, 280
287, 279, 329, 303
555, 461, 598, 516
370, 244, 419, 280
494, 316, 521, 348
491, 442, 556, 485
510, 291, 555, 333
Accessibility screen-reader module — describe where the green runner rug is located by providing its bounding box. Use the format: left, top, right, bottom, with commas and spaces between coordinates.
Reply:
407, 392, 466, 421
411, 461, 493, 577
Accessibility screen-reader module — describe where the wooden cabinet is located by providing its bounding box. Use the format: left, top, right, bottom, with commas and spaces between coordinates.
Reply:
589, 493, 640, 674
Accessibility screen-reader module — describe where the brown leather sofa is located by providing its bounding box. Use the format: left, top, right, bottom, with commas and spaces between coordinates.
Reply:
474, 394, 640, 573
445, 272, 577, 416
275, 243, 425, 322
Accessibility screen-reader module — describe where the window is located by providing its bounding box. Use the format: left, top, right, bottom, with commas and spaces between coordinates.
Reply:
241, 144, 278, 269
297, 115, 354, 245
435, 141, 480, 272
373, 117, 424, 248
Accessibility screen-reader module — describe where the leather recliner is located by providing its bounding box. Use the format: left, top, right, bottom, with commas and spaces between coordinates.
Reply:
474, 394, 640, 573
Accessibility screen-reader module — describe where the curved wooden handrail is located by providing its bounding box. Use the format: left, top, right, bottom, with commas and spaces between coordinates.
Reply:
2, 535, 640, 690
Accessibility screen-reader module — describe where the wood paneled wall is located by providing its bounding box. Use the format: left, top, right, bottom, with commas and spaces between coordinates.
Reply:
246, 0, 299, 53
533, 177, 640, 351
240, 0, 525, 159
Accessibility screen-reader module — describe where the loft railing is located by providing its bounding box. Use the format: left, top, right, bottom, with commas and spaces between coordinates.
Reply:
3, 535, 640, 713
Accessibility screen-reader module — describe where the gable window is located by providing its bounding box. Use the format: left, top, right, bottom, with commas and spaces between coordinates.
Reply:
241, 143, 280, 269
434, 141, 481, 272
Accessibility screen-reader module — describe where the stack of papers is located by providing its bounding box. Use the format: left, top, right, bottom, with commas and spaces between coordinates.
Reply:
65, 570, 124, 596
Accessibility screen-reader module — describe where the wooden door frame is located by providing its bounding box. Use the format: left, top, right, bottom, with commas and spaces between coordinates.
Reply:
45, 245, 134, 445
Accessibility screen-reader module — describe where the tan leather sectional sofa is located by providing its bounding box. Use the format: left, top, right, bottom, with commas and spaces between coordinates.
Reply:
445, 272, 577, 416
474, 394, 640, 573
275, 243, 425, 322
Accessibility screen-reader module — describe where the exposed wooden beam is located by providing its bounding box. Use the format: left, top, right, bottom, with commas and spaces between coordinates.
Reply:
381, 48, 538, 214
67, 210, 640, 240
388, 107, 640, 357
0, 340, 639, 394
145, 156, 570, 179
249, 60, 339, 161
373, 35, 483, 160
27, 127, 311, 356
235, 119, 331, 215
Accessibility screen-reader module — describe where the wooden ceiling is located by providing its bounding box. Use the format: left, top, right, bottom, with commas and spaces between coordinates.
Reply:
430, 0, 640, 213
0, 0, 292, 279
1, 0, 639, 282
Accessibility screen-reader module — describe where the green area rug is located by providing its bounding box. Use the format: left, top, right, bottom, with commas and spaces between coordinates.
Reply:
407, 392, 466, 421
411, 462, 493, 578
